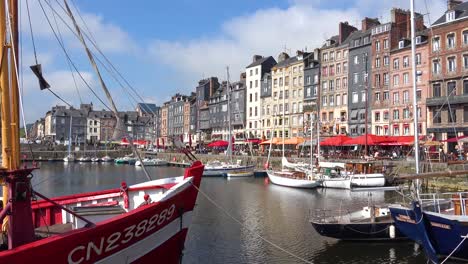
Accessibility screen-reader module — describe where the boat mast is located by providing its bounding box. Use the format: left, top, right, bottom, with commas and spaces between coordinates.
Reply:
317, 114, 320, 163
310, 113, 313, 166
226, 66, 233, 163
364, 54, 369, 156
68, 115, 73, 156
410, 0, 420, 197
0, 0, 12, 208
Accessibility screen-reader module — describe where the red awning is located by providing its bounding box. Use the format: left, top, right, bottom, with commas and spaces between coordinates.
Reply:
320, 135, 352, 146
207, 140, 229, 147
245, 138, 262, 144
443, 135, 468, 142
343, 134, 388, 146
378, 136, 424, 146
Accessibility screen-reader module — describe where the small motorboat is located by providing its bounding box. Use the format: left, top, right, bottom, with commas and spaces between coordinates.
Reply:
78, 156, 92, 162
101, 155, 114, 162
135, 158, 168, 166
203, 160, 255, 177
63, 154, 75, 162
115, 156, 137, 165
91, 157, 100, 162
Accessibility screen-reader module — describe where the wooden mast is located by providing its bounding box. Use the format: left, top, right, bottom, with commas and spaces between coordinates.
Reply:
1, 0, 12, 208
9, 0, 19, 169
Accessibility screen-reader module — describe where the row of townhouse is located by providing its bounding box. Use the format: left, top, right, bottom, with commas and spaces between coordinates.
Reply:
31, 102, 160, 144
244, 0, 468, 152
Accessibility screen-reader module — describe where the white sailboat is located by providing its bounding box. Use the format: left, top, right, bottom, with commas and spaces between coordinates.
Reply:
63, 115, 75, 162
135, 158, 168, 166
204, 67, 255, 177
266, 70, 320, 188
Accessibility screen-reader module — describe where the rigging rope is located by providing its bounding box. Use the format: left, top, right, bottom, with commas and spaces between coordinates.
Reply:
190, 182, 313, 264
440, 233, 468, 264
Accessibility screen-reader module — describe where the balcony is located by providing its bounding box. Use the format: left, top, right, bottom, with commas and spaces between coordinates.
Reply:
427, 94, 468, 106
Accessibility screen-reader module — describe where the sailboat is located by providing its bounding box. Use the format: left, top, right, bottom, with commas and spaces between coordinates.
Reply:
63, 115, 75, 162
266, 71, 321, 188
0, 1, 204, 263
101, 133, 114, 162
388, 1, 468, 262
203, 67, 255, 177
79, 128, 91, 162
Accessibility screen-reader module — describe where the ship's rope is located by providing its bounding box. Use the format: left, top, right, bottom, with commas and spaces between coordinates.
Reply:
190, 182, 313, 264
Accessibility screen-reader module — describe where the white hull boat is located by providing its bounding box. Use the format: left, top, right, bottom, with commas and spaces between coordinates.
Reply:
350, 173, 385, 187
226, 170, 254, 178
321, 177, 352, 189
101, 155, 114, 162
78, 156, 92, 162
203, 162, 255, 177
267, 170, 321, 188
63, 155, 75, 162
135, 158, 168, 166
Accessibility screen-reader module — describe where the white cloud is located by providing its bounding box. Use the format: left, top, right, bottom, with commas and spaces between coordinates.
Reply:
148, 0, 447, 89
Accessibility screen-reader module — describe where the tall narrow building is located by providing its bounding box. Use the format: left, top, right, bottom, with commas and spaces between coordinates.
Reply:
245, 55, 276, 139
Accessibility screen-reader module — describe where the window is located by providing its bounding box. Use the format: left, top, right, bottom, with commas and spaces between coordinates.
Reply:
375, 41, 381, 51
322, 96, 328, 106
447, 81, 456, 96
403, 90, 409, 103
250, 69, 253, 76
433, 83, 441, 97
375, 112, 380, 122
432, 59, 441, 74
447, 33, 455, 49
393, 58, 399, 70
383, 73, 389, 85
465, 106, 468, 123
447, 56, 456, 72
336, 78, 341, 90
393, 92, 399, 104
403, 73, 409, 84
449, 107, 457, 123
433, 110, 442, 123
306, 87, 311, 97
354, 39, 360, 47
384, 56, 389, 66
279, 77, 283, 86
343, 77, 347, 88
329, 95, 334, 106
383, 111, 389, 120
255, 92, 258, 101
329, 80, 334, 91
361, 91, 366, 102
415, 36, 422, 44
284, 103, 289, 113
330, 52, 335, 61
323, 53, 328, 62
383, 39, 389, 49
417, 90, 422, 101
363, 71, 368, 83
293, 77, 297, 86
343, 94, 347, 105
273, 78, 278, 87
403, 56, 409, 68
285, 76, 289, 86
299, 76, 302, 85
314, 74, 319, 84
292, 90, 297, 98
299, 103, 303, 112
403, 125, 410, 135
344, 50, 348, 58
343, 62, 348, 73
463, 30, 468, 45
255, 68, 258, 75
293, 66, 297, 73
446, 11, 455, 22
393, 109, 399, 120
375, 74, 381, 87
330, 65, 335, 76
399, 40, 405, 49
255, 107, 258, 116
464, 54, 468, 69
306, 76, 311, 85
354, 55, 359, 65
322, 66, 328, 77
375, 57, 381, 68
337, 51, 341, 59
417, 74, 422, 83
416, 53, 421, 65
464, 80, 468, 95
336, 64, 341, 74
322, 81, 328, 92
352, 92, 358, 103
353, 73, 359, 84
375, 92, 381, 101
432, 37, 440, 51
393, 75, 400, 87
249, 93, 252, 102
255, 80, 258, 88
336, 94, 341, 106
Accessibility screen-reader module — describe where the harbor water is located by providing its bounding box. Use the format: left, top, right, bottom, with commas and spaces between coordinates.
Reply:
31, 162, 427, 264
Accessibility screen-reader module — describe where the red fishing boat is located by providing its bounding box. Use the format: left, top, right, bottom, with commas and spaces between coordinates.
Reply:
0, 0, 204, 263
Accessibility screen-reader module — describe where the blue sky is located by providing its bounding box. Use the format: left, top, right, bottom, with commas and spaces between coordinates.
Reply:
20, 0, 446, 123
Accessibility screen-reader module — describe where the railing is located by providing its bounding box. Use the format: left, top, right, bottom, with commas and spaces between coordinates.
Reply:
419, 192, 468, 216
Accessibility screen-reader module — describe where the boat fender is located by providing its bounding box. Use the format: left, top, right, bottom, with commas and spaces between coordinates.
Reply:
264, 162, 269, 170
120, 181, 129, 209
389, 224, 395, 239
138, 194, 152, 207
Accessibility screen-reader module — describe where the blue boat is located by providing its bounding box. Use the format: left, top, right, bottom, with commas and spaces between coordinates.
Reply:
389, 193, 468, 263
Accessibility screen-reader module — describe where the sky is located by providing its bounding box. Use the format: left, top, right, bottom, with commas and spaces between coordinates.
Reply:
19, 0, 448, 124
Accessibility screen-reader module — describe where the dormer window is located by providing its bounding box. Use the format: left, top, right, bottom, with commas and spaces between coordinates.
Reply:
446, 11, 455, 22
415, 36, 422, 44
399, 40, 405, 49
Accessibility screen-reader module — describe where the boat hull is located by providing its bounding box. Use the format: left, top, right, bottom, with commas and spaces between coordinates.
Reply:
311, 221, 405, 241
0, 162, 204, 264
321, 179, 351, 189
350, 174, 386, 187
267, 171, 320, 188
390, 203, 468, 263
203, 165, 255, 177
226, 171, 254, 178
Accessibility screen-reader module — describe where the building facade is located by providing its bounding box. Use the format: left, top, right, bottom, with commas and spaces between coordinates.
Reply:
245, 55, 276, 138
427, 0, 468, 150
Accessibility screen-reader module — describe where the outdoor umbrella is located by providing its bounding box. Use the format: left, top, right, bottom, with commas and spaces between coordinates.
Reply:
320, 135, 352, 146
207, 140, 229, 147
343, 134, 386, 146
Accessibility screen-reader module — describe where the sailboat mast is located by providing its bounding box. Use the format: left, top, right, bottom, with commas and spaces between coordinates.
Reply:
317, 115, 320, 163
0, 0, 12, 208
410, 0, 420, 196
310, 114, 313, 166
9, 0, 19, 169
68, 115, 73, 156
226, 66, 233, 163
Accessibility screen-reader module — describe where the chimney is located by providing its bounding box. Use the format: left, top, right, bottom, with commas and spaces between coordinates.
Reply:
277, 52, 290, 62
252, 55, 263, 63
313, 48, 320, 61
361, 17, 380, 31
339, 22, 358, 43
448, 0, 463, 10
240, 72, 246, 82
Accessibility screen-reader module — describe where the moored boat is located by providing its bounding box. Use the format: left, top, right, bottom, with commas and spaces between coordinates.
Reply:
267, 170, 321, 188
203, 161, 255, 177
101, 155, 114, 162
135, 158, 168, 167
63, 154, 76, 162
